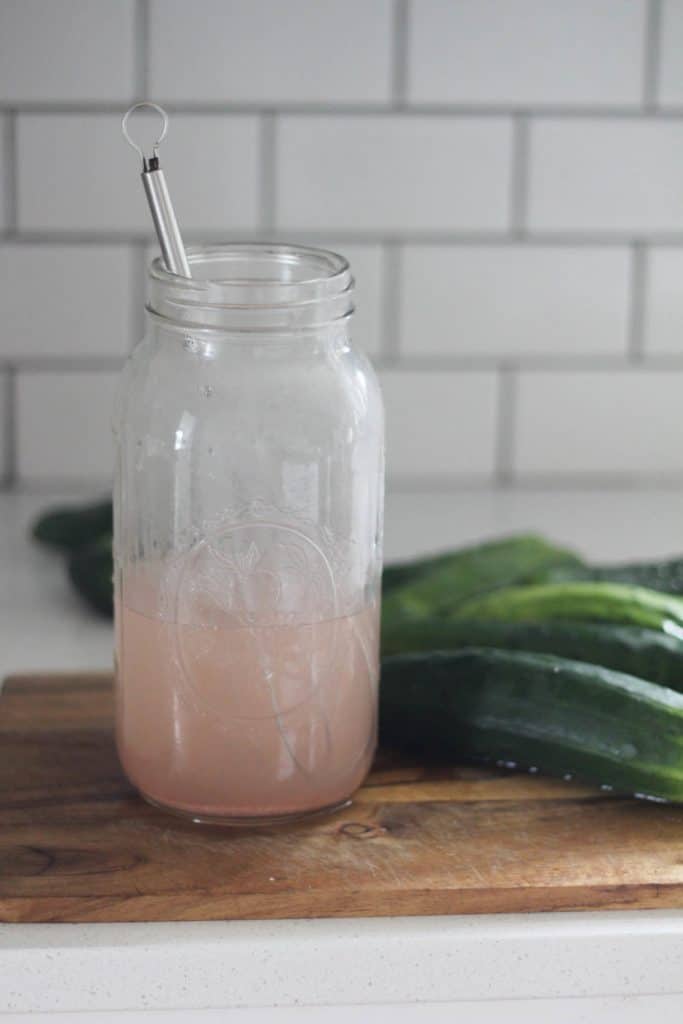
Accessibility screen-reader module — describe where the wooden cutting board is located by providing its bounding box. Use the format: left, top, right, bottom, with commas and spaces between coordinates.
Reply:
2, 673, 683, 923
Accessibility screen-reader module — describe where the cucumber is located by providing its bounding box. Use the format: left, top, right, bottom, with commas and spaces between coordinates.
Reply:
453, 581, 683, 633
33, 499, 113, 552
547, 558, 683, 597
382, 534, 583, 618
67, 533, 114, 618
381, 616, 683, 692
382, 562, 432, 594
380, 648, 683, 801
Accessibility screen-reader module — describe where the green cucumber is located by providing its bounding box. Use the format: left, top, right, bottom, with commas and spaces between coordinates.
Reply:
380, 616, 683, 692
547, 558, 683, 597
32, 499, 113, 552
453, 581, 683, 633
382, 534, 583, 618
67, 533, 114, 618
380, 648, 683, 801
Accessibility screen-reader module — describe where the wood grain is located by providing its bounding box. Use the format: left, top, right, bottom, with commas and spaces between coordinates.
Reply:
2, 674, 683, 923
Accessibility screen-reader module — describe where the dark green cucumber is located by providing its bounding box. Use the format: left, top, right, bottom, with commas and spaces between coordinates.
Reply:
380, 616, 683, 692
382, 534, 583, 617
33, 499, 113, 551
547, 558, 683, 597
380, 648, 683, 801
67, 533, 113, 618
453, 581, 683, 633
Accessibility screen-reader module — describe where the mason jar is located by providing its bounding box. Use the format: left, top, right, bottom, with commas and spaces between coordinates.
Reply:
113, 244, 384, 825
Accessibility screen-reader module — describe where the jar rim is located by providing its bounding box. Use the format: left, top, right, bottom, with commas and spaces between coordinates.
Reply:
147, 242, 354, 332
150, 242, 350, 290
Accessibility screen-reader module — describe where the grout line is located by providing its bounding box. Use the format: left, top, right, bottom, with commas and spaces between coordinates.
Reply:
134, 0, 150, 98
2, 230, 162, 244
1, 478, 113, 496
2, 367, 17, 487
3, 110, 17, 235
5, 229, 683, 247
494, 365, 517, 485
392, 0, 410, 106
12, 473, 683, 496
370, 353, 683, 371
2, 357, 126, 373
9, 100, 683, 117
509, 115, 530, 237
381, 243, 402, 364
385, 473, 683, 493
9, 101, 683, 118
5, 355, 681, 379
643, 0, 663, 110
627, 242, 647, 361
260, 113, 277, 232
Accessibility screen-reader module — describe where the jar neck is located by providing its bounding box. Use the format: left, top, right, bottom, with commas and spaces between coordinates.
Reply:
147, 243, 354, 334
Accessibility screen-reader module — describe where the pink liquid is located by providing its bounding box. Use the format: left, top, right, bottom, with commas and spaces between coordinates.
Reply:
115, 567, 379, 822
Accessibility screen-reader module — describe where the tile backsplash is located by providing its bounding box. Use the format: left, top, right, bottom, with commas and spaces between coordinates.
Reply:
2, 0, 683, 487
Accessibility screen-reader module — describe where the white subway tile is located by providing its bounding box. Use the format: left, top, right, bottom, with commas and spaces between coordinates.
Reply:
17, 114, 260, 233
515, 370, 683, 476
277, 116, 513, 232
0, 245, 132, 360
528, 119, 683, 233
149, 0, 392, 104
17, 371, 119, 482
643, 248, 683, 354
657, 0, 683, 106
400, 245, 630, 357
0, 0, 135, 102
407, 0, 645, 107
379, 370, 498, 479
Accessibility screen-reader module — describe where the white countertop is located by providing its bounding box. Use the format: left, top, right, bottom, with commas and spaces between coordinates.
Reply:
2, 487, 683, 1020
5, 485, 683, 679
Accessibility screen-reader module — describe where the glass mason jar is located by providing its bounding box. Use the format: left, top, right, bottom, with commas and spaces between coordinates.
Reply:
113, 244, 384, 825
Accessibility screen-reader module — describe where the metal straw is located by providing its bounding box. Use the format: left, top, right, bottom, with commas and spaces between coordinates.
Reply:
122, 102, 191, 278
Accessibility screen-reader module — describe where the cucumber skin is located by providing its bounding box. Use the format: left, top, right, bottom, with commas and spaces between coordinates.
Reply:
67, 534, 113, 618
381, 617, 683, 693
453, 581, 683, 632
382, 534, 583, 618
548, 559, 683, 597
33, 500, 113, 552
380, 649, 683, 802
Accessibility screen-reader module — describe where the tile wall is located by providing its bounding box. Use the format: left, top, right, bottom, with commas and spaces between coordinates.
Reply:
1, 0, 683, 487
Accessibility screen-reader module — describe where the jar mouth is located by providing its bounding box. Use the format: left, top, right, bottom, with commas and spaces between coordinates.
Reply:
148, 243, 354, 332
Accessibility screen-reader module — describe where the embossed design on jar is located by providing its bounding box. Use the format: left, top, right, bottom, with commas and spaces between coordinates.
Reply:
169, 520, 341, 725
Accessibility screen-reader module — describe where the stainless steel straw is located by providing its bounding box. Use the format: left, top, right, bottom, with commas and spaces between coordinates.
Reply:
122, 102, 191, 278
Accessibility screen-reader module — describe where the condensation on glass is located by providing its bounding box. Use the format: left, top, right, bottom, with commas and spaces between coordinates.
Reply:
113, 244, 385, 824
